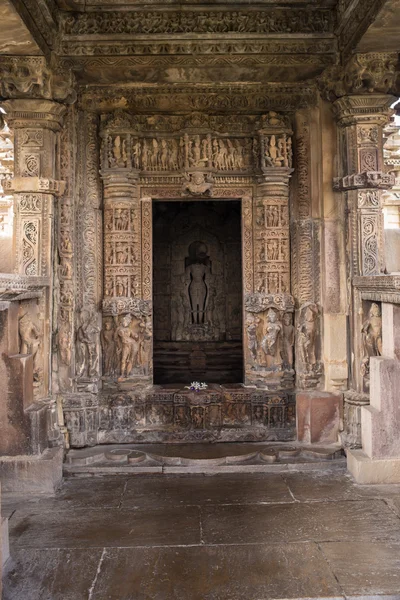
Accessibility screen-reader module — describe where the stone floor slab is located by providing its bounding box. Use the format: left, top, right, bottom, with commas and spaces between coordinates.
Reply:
320, 541, 400, 597
90, 543, 343, 600
2, 548, 103, 600
201, 499, 400, 545
123, 473, 293, 508
9, 506, 201, 548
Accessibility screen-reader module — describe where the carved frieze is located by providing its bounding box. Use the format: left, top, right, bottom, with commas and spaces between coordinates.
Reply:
62, 10, 334, 36
80, 84, 318, 113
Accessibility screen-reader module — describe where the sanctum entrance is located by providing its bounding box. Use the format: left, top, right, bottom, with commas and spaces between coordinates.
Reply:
62, 111, 310, 445
153, 200, 243, 384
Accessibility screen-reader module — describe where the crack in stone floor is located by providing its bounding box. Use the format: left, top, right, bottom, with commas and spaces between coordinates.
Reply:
2, 469, 400, 599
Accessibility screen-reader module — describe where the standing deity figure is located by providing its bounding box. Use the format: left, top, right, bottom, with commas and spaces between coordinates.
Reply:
115, 314, 139, 378
187, 262, 208, 324
282, 312, 295, 368
19, 306, 42, 379
261, 308, 282, 368
297, 303, 319, 370
361, 303, 382, 376
76, 309, 100, 378
185, 242, 210, 325
247, 316, 259, 364
101, 320, 116, 376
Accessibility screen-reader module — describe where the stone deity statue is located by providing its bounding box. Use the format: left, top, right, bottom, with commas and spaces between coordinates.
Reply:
297, 303, 318, 370
115, 314, 140, 378
101, 320, 116, 376
282, 312, 295, 368
261, 308, 282, 368
361, 302, 382, 377
186, 261, 209, 325
19, 306, 42, 380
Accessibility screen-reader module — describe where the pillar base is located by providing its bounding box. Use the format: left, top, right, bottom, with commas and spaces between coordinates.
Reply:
0, 447, 63, 493
296, 391, 342, 444
347, 448, 400, 484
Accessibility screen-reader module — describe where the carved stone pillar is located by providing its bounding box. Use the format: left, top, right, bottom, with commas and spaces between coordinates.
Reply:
334, 95, 395, 278
100, 138, 152, 387
333, 95, 395, 396
244, 126, 295, 389
2, 99, 66, 397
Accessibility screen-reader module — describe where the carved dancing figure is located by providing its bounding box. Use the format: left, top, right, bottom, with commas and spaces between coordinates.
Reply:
261, 308, 282, 368
361, 302, 382, 376
76, 309, 100, 378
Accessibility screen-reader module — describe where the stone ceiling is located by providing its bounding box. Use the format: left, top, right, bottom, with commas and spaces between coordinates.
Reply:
0, 0, 398, 109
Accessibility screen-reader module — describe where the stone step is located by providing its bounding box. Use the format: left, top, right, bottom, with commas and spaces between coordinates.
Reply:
64, 442, 345, 476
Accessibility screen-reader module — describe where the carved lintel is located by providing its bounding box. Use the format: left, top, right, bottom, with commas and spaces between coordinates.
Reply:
333, 172, 395, 191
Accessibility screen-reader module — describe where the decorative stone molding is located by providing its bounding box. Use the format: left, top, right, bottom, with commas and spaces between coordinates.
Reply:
353, 275, 400, 305
334, 172, 395, 191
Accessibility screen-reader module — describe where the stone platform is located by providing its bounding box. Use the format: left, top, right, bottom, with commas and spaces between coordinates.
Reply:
63, 384, 296, 447
64, 442, 344, 475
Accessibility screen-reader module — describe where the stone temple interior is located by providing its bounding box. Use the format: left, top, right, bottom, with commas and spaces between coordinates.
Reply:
0, 0, 400, 595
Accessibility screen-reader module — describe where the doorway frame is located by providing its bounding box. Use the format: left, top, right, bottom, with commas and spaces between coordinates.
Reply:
139, 187, 255, 386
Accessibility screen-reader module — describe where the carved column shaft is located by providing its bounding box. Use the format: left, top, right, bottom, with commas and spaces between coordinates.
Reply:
255, 171, 292, 295
102, 174, 141, 301
2, 99, 66, 398
2, 100, 66, 278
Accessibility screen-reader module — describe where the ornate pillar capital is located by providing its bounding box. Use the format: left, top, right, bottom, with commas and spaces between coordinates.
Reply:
1, 98, 67, 133
332, 94, 396, 128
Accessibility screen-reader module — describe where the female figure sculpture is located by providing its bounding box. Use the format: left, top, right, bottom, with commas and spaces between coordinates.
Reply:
261, 308, 282, 368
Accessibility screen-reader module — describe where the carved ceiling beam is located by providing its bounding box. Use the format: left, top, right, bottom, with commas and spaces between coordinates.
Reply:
8, 0, 58, 57
335, 0, 388, 60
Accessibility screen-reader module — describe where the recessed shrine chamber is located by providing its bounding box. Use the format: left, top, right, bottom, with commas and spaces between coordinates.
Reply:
153, 200, 243, 384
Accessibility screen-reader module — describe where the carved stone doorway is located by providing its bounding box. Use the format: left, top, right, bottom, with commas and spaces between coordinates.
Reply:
153, 199, 243, 384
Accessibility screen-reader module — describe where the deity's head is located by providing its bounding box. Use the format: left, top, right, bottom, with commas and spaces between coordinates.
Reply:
267, 308, 277, 323
104, 321, 112, 331
369, 303, 381, 318
122, 314, 132, 327
283, 312, 292, 326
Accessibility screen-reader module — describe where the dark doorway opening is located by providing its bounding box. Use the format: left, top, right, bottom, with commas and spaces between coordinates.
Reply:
153, 200, 243, 384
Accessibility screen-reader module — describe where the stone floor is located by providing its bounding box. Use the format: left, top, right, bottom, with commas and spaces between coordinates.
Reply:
3, 467, 400, 599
